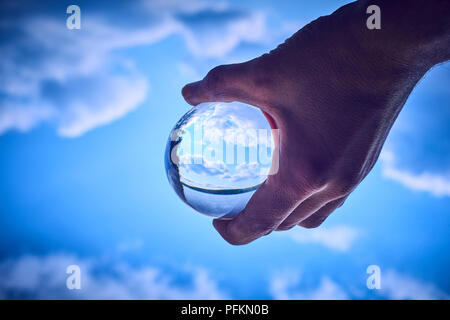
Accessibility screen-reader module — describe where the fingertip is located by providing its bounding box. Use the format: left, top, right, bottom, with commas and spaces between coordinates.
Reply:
181, 81, 201, 106
213, 219, 230, 241
212, 218, 222, 230
212, 219, 249, 246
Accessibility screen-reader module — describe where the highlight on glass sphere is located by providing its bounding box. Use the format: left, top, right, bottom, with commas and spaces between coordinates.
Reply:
165, 101, 276, 219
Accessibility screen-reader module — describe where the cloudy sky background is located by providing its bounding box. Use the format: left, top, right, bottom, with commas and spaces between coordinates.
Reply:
0, 0, 449, 299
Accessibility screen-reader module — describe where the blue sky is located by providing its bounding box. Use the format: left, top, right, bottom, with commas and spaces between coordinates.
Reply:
0, 0, 449, 299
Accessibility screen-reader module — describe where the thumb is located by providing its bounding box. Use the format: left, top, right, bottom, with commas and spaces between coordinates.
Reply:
182, 62, 257, 106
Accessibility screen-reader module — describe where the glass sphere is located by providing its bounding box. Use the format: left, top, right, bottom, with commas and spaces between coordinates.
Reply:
165, 101, 275, 219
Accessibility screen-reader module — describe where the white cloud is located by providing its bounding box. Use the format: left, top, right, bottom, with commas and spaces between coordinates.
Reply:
116, 239, 144, 253
0, 15, 154, 137
270, 270, 348, 300
56, 75, 148, 138
286, 225, 359, 252
180, 11, 266, 58
0, 0, 269, 137
0, 254, 229, 300
180, 156, 229, 176
0, 102, 55, 134
1, 254, 448, 300
270, 269, 450, 300
178, 61, 202, 81
381, 270, 450, 300
380, 150, 450, 197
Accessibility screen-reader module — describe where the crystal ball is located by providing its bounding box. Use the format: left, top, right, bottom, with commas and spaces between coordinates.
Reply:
165, 101, 275, 219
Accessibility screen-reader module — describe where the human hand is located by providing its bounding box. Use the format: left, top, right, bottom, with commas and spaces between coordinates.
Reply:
182, 0, 448, 245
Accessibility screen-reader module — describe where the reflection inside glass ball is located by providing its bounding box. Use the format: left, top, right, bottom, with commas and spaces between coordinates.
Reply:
165, 101, 275, 219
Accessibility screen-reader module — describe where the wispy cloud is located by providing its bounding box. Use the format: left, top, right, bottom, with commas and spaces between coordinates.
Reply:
270, 268, 450, 300
285, 225, 360, 252
179, 10, 266, 58
116, 239, 144, 254
0, 0, 268, 137
381, 270, 450, 300
269, 270, 348, 300
0, 13, 154, 137
1, 253, 448, 300
0, 253, 229, 300
380, 150, 450, 197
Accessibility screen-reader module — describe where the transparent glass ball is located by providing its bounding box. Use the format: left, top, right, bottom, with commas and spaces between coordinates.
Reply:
165, 101, 275, 219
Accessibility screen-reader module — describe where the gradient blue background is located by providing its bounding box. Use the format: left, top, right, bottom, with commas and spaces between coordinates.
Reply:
0, 0, 449, 299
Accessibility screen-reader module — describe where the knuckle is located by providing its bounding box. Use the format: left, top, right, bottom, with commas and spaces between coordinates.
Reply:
299, 217, 325, 229
333, 170, 362, 196
293, 156, 332, 192
249, 64, 276, 94
276, 223, 296, 231
271, 171, 313, 201
305, 162, 331, 190
205, 65, 228, 88
263, 175, 300, 205
252, 218, 278, 235
285, 169, 327, 197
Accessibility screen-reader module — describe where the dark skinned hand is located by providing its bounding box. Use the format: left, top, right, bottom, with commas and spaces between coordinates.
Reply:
182, 0, 450, 245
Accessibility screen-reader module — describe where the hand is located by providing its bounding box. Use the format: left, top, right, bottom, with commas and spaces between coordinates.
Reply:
182, 0, 448, 245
